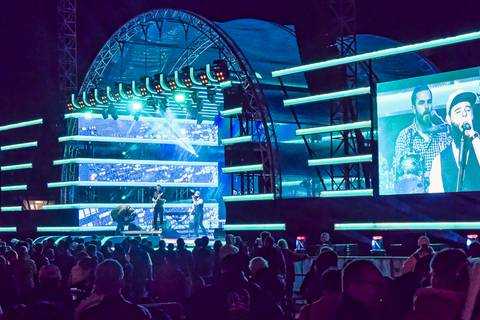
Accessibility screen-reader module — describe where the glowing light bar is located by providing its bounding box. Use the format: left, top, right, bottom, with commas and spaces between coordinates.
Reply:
223, 193, 274, 202
47, 181, 217, 188
58, 135, 217, 146
0, 119, 43, 132
36, 203, 219, 210
0, 206, 22, 212
1, 163, 33, 171
335, 221, 480, 231
1, 141, 38, 151
64, 112, 215, 124
321, 189, 373, 198
222, 164, 264, 174
308, 155, 372, 166
296, 121, 372, 136
221, 135, 253, 145
220, 107, 242, 117
37, 226, 117, 233
284, 87, 370, 107
0, 227, 17, 232
272, 30, 480, 77
53, 158, 217, 166
1, 185, 27, 192
223, 224, 285, 231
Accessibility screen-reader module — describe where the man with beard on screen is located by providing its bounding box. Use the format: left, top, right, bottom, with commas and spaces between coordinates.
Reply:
394, 84, 451, 192
429, 90, 480, 192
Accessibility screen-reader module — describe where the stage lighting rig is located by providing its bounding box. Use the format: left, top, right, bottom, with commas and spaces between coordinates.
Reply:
199, 72, 208, 85
128, 101, 143, 121
173, 91, 187, 104
180, 67, 193, 88
168, 79, 177, 91
66, 102, 74, 111
213, 59, 229, 82
101, 108, 109, 119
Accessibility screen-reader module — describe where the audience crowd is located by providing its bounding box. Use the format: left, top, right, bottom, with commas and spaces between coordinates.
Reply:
0, 232, 479, 320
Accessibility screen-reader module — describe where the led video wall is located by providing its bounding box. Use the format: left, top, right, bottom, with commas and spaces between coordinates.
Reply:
377, 66, 480, 195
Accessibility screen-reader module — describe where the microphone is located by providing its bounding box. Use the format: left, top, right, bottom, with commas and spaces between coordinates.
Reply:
462, 122, 472, 132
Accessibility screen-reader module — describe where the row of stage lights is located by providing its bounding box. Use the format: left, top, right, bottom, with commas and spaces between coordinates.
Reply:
68, 60, 230, 121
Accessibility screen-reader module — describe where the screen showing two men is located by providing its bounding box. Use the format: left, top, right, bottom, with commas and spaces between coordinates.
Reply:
377, 67, 480, 195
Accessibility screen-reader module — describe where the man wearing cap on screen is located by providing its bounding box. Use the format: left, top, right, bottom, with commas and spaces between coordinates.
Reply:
394, 84, 451, 185
429, 90, 480, 192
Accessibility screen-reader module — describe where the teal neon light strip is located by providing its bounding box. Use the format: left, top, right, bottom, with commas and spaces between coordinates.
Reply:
221, 135, 253, 145
272, 30, 480, 77
37, 203, 219, 210
58, 135, 218, 146
0, 206, 22, 212
308, 155, 372, 166
0, 119, 43, 132
64, 112, 215, 124
223, 193, 275, 202
284, 87, 370, 107
53, 158, 217, 166
0, 227, 17, 232
320, 189, 373, 198
47, 181, 217, 188
1, 185, 27, 192
223, 224, 286, 231
1, 141, 38, 151
222, 164, 264, 174
220, 107, 242, 117
37, 226, 117, 233
334, 221, 480, 231
1, 163, 33, 171
296, 121, 372, 136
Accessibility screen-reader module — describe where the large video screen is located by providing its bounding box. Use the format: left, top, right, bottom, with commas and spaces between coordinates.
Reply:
377, 67, 480, 195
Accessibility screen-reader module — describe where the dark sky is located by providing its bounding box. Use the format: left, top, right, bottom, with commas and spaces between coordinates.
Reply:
1, 0, 479, 124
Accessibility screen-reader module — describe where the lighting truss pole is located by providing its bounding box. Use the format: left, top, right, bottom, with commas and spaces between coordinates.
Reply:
58, 0, 78, 203
327, 0, 366, 191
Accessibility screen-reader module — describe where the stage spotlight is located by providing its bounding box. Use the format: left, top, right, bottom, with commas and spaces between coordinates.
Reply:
83, 111, 93, 120
174, 91, 187, 104
191, 90, 199, 103
213, 59, 229, 82
196, 97, 203, 111
199, 72, 208, 85
207, 86, 216, 103
66, 102, 74, 111
181, 67, 193, 88
196, 114, 203, 124
168, 79, 177, 90
295, 235, 306, 252
88, 93, 96, 106
139, 85, 148, 96
371, 235, 385, 254
78, 99, 85, 109
128, 101, 143, 121
467, 234, 478, 246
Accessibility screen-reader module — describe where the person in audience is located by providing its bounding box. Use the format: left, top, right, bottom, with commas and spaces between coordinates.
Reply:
257, 236, 286, 278
31, 243, 49, 269
335, 260, 387, 320
218, 234, 239, 262
468, 241, 480, 259
187, 254, 284, 320
55, 241, 76, 285
0, 255, 19, 311
300, 248, 338, 304
75, 259, 151, 320
86, 244, 104, 263
298, 268, 342, 320
128, 239, 152, 301
149, 254, 189, 305
176, 238, 194, 277
402, 235, 434, 281
193, 236, 214, 282
26, 264, 73, 310
10, 245, 37, 297
68, 257, 97, 304
407, 248, 469, 320
277, 238, 308, 301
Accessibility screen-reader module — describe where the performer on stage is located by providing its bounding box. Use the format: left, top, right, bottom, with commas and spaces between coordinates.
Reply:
429, 90, 480, 192
111, 205, 139, 234
152, 184, 166, 230
394, 84, 451, 192
191, 190, 208, 237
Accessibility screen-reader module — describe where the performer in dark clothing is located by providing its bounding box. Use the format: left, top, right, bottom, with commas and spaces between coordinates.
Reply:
191, 191, 208, 237
152, 184, 166, 231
